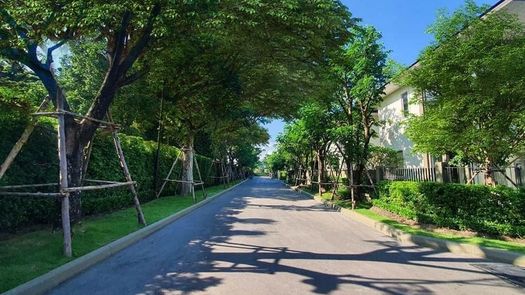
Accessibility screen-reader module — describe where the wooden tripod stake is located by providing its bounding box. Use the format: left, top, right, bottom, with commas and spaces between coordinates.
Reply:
0, 101, 147, 257
209, 160, 229, 188
156, 148, 207, 203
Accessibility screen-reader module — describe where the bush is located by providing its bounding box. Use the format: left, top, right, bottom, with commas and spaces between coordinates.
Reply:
0, 119, 216, 232
374, 181, 525, 237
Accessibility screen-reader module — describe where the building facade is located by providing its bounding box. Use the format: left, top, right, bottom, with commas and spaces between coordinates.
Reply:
375, 0, 525, 169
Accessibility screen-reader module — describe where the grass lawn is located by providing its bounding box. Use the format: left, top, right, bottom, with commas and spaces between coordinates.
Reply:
303, 187, 525, 255
0, 181, 240, 293
355, 208, 525, 254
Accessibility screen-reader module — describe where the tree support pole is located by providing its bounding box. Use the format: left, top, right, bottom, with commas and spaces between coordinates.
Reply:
57, 95, 72, 257
191, 182, 196, 203
111, 129, 146, 226
349, 162, 356, 210
0, 98, 49, 179
106, 112, 146, 226
156, 151, 180, 198
193, 154, 206, 199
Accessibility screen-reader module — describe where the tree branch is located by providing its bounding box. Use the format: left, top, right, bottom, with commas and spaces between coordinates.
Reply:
118, 69, 148, 87
46, 40, 67, 67
109, 11, 132, 65
119, 3, 160, 74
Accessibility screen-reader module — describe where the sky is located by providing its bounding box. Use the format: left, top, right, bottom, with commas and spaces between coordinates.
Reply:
259, 0, 496, 160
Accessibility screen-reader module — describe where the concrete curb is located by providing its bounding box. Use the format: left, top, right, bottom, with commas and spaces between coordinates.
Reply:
283, 181, 525, 268
5, 179, 249, 295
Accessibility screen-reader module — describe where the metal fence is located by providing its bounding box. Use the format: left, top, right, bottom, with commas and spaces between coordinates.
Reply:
442, 165, 524, 187
381, 164, 524, 188
383, 167, 436, 182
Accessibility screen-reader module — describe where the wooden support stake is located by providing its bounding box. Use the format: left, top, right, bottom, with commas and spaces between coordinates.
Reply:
0, 182, 58, 189
156, 151, 180, 198
349, 162, 356, 210
222, 160, 229, 186
191, 183, 196, 203
0, 98, 49, 179
495, 165, 519, 188
466, 170, 481, 185
108, 113, 146, 226
0, 191, 62, 197
365, 167, 377, 195
193, 154, 207, 199
64, 181, 136, 192
57, 95, 72, 257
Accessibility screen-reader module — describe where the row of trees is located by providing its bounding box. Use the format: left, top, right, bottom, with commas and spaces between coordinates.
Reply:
0, 0, 353, 254
267, 0, 525, 195
266, 24, 401, 205
405, 1, 525, 186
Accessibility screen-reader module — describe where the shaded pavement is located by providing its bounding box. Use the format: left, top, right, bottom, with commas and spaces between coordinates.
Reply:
49, 177, 523, 294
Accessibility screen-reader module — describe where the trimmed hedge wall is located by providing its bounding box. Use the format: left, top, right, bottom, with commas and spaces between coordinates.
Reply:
374, 181, 525, 237
0, 119, 216, 232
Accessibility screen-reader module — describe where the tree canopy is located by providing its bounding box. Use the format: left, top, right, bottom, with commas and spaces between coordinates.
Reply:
405, 4, 525, 185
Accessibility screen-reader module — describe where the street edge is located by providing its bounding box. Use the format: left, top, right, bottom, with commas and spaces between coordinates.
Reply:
282, 181, 525, 268
5, 179, 249, 295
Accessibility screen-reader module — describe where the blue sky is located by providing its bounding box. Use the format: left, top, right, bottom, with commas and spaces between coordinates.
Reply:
260, 0, 496, 159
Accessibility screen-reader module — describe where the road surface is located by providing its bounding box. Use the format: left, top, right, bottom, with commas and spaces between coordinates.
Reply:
49, 177, 523, 294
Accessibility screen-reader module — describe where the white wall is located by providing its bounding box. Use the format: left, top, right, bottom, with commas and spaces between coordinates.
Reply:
375, 84, 430, 168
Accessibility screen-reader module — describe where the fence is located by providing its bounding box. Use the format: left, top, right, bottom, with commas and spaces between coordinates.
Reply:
380, 164, 524, 188
281, 163, 525, 189
442, 165, 524, 187
383, 167, 436, 182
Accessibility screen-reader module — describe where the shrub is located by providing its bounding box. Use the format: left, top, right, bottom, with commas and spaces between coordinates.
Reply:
0, 119, 216, 232
373, 181, 525, 237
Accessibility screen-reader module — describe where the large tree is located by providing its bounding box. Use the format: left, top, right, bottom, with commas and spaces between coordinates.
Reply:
141, 0, 352, 194
331, 25, 390, 203
0, 1, 218, 256
404, 3, 525, 185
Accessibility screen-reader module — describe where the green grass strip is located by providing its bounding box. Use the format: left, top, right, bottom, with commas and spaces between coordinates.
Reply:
0, 181, 240, 293
304, 188, 525, 255
354, 208, 525, 254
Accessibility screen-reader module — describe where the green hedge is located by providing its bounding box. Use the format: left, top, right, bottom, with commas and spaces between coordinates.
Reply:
0, 119, 216, 232
374, 181, 525, 237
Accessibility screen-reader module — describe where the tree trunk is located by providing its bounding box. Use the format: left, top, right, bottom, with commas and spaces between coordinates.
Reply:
317, 150, 324, 197
64, 124, 86, 226
484, 159, 497, 186
180, 135, 195, 196
348, 161, 356, 209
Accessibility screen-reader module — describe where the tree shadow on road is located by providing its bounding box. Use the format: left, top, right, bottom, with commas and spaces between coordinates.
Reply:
141, 179, 515, 295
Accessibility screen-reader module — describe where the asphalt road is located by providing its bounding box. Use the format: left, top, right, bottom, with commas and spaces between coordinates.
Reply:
49, 177, 523, 295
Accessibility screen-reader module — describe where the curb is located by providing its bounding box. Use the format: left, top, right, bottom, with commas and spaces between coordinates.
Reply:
284, 181, 525, 268
5, 179, 249, 295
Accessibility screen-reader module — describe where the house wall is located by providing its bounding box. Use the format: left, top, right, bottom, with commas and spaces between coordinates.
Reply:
375, 85, 431, 168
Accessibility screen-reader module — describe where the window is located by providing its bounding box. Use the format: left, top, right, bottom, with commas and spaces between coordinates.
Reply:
396, 150, 404, 168
401, 92, 409, 115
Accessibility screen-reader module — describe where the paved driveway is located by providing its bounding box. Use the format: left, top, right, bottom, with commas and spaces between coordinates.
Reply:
49, 177, 522, 295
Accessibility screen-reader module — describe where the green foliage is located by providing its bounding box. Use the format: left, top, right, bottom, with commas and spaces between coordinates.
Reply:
374, 181, 525, 237
0, 117, 59, 230
0, 118, 215, 232
405, 6, 525, 170
58, 40, 107, 113
367, 146, 403, 169
264, 150, 288, 172
427, 0, 489, 43
330, 24, 392, 183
